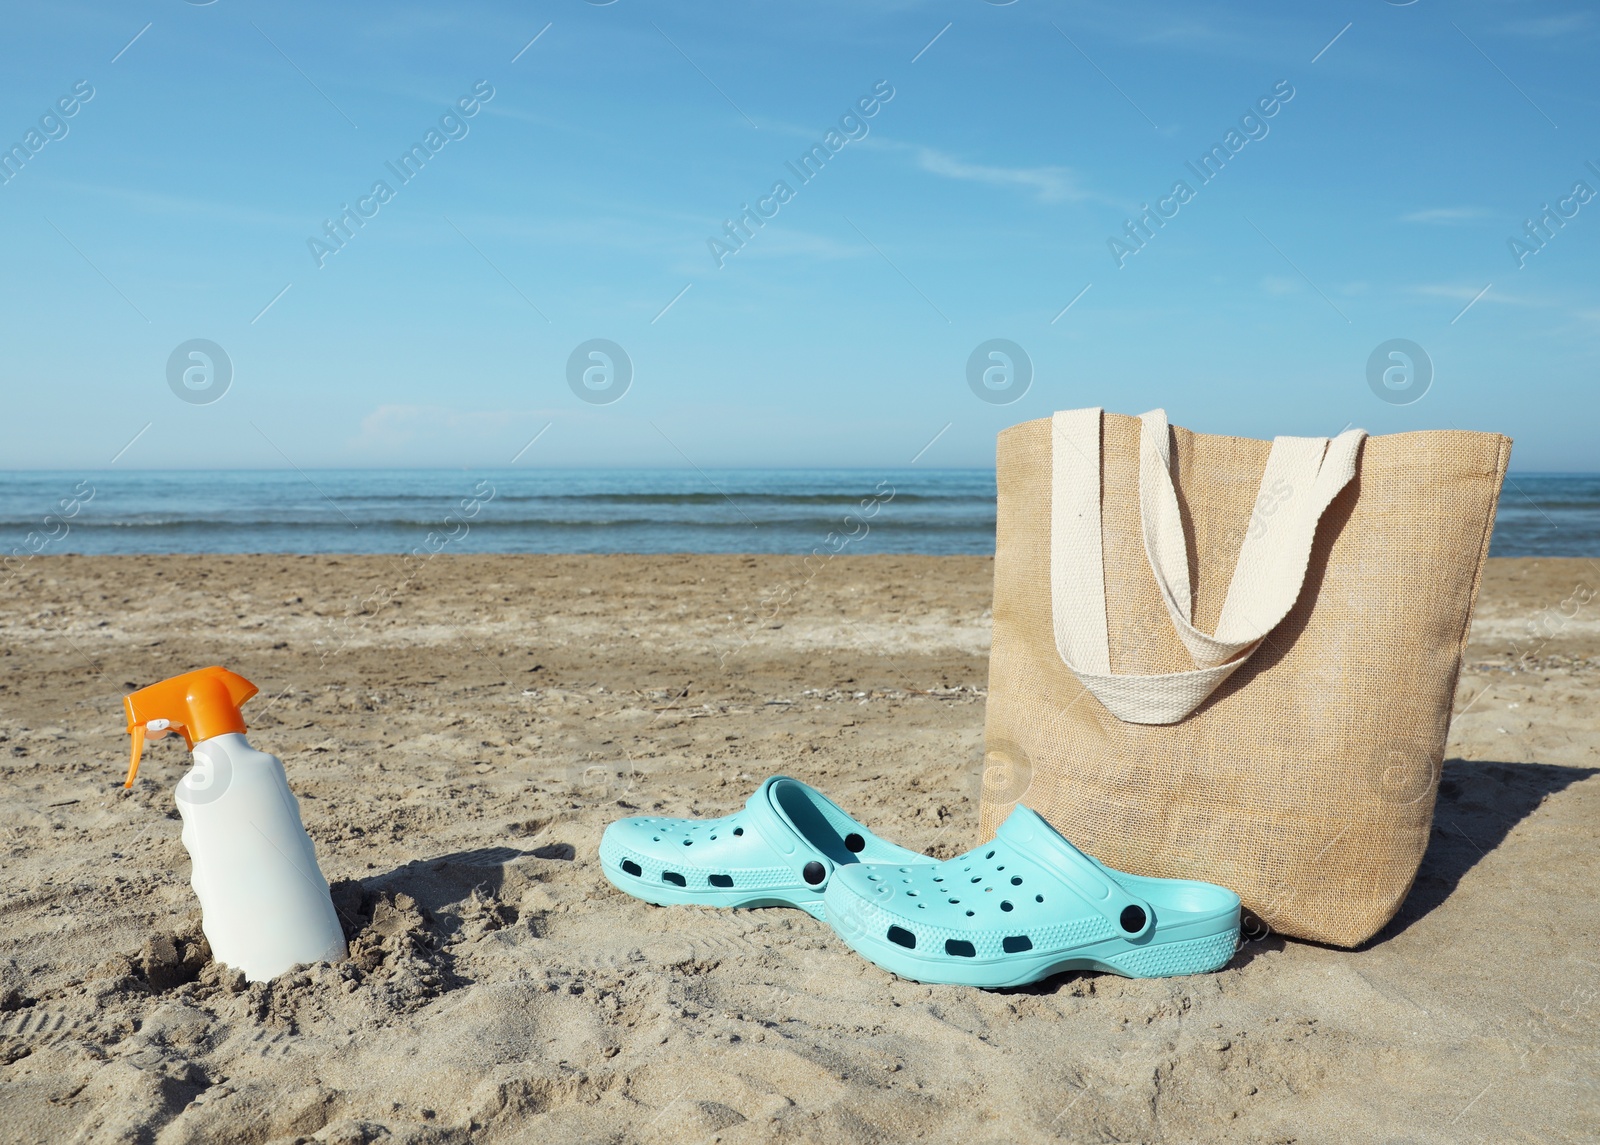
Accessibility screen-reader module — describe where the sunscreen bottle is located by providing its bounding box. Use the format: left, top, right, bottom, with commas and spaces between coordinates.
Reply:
122, 666, 347, 982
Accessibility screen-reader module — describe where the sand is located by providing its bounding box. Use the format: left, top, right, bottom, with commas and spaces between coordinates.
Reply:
1, 553, 1596, 1144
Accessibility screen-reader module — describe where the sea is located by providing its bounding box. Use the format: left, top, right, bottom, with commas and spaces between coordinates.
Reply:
1, 470, 1596, 558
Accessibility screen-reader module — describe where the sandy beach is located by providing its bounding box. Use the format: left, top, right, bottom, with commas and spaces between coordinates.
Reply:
1, 553, 1596, 1144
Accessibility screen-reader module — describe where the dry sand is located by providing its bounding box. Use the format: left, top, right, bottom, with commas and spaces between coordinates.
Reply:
1, 553, 1596, 1144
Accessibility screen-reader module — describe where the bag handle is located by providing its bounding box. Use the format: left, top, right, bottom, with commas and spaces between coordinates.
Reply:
1051, 408, 1365, 725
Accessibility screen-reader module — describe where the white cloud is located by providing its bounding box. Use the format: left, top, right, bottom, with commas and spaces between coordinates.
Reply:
1136, 20, 1232, 45
36, 178, 303, 228
1400, 207, 1493, 225
1410, 283, 1542, 308
1501, 13, 1594, 38
1261, 275, 1300, 296
911, 146, 1096, 205
738, 227, 864, 261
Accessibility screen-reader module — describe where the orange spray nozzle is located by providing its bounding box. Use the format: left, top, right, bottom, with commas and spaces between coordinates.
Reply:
122, 666, 258, 788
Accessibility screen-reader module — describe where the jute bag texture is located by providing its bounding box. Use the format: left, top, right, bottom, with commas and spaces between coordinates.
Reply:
980, 409, 1510, 947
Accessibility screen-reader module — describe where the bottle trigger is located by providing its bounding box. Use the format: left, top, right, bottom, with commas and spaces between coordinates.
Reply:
125, 724, 145, 789
119, 666, 257, 790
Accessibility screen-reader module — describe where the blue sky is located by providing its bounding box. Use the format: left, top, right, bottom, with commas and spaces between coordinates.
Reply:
2, 0, 1596, 470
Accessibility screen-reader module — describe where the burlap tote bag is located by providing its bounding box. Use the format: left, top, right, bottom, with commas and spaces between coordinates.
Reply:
980, 408, 1510, 947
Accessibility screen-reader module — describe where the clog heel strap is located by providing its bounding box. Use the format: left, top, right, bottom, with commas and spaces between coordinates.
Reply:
995, 807, 1155, 939
823, 804, 1240, 987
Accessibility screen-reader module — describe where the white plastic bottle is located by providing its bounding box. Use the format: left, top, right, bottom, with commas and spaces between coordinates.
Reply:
122, 666, 347, 982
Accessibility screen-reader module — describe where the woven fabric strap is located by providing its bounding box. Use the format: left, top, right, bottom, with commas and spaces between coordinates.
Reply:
1050, 408, 1366, 725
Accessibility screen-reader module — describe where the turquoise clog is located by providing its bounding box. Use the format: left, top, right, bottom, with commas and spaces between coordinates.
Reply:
824, 805, 1240, 987
600, 776, 933, 920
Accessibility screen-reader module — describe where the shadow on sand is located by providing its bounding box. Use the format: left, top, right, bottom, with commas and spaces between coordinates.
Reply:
1010, 757, 1596, 989
368, 844, 572, 906
1373, 756, 1597, 944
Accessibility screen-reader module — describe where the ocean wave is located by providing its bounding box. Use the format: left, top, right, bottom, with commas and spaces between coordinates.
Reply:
27, 515, 993, 532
